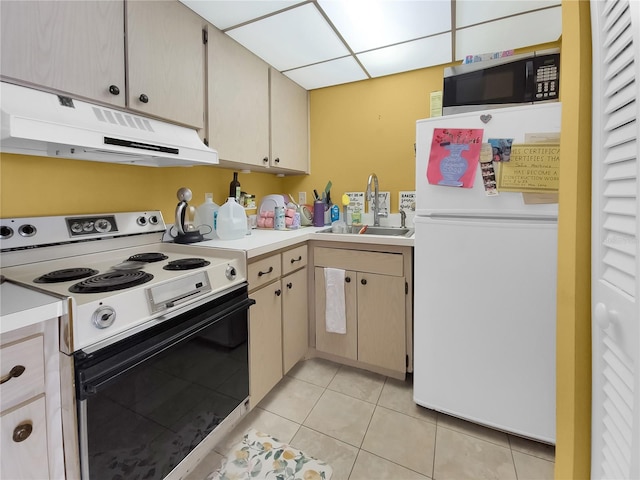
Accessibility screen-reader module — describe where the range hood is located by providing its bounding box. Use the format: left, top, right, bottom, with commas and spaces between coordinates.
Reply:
0, 82, 218, 167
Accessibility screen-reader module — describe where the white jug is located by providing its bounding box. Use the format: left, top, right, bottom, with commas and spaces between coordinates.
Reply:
216, 197, 247, 240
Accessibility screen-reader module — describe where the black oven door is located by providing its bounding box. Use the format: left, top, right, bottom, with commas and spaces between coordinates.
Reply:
74, 284, 254, 480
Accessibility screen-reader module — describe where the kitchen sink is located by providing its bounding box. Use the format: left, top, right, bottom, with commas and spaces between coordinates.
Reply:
318, 225, 414, 237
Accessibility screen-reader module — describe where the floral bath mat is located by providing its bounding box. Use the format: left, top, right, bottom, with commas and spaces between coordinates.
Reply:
207, 428, 332, 480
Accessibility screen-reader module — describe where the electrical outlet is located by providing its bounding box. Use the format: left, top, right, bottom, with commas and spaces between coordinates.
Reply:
298, 192, 307, 205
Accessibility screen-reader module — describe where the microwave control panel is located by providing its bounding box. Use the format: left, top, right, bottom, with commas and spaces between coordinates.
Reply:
534, 54, 559, 100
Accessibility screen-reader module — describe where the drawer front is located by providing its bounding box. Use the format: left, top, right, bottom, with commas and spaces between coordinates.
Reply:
1, 394, 50, 480
248, 254, 282, 291
1, 335, 45, 412
281, 244, 308, 275
314, 247, 403, 276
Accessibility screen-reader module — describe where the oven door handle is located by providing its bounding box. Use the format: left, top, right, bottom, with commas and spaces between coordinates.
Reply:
76, 296, 255, 400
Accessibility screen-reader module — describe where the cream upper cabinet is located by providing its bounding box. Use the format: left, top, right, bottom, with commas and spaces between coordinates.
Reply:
208, 27, 270, 168
0, 0, 126, 108
0, 0, 205, 128
126, 1, 205, 128
270, 69, 309, 173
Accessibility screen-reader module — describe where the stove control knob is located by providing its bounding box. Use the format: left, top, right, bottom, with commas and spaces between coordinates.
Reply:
225, 265, 237, 281
149, 215, 159, 225
94, 219, 112, 233
92, 306, 116, 329
137, 216, 147, 226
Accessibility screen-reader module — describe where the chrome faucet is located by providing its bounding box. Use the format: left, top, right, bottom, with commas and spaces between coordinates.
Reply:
399, 209, 407, 228
366, 173, 387, 226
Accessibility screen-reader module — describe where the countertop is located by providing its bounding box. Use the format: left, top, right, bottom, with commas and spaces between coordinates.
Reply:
195, 223, 414, 258
0, 279, 64, 335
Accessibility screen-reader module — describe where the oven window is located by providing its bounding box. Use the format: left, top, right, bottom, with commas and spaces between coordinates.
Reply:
75, 288, 251, 479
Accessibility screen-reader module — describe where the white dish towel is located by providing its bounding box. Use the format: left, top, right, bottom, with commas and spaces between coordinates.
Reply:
324, 267, 347, 334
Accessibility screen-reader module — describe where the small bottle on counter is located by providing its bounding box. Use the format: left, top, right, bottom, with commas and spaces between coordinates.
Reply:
229, 172, 241, 201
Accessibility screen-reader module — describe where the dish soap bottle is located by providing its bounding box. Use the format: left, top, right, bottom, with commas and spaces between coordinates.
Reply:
229, 172, 241, 202
196, 193, 219, 239
216, 197, 247, 240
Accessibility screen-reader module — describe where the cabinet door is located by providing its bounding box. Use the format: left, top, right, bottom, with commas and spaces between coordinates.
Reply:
208, 27, 269, 167
0, 0, 125, 107
357, 273, 406, 372
1, 395, 50, 480
249, 283, 283, 407
282, 268, 308, 373
315, 267, 358, 361
270, 69, 309, 173
126, 0, 204, 128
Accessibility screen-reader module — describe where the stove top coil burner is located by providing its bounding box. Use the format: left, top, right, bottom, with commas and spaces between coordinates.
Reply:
34, 268, 99, 283
163, 258, 211, 271
69, 271, 153, 293
127, 252, 169, 263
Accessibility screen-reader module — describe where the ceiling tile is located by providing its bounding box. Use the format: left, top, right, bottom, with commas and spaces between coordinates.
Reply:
180, 0, 304, 30
358, 33, 452, 78
318, 0, 451, 52
456, 0, 562, 28
455, 7, 562, 60
284, 56, 368, 90
226, 3, 349, 71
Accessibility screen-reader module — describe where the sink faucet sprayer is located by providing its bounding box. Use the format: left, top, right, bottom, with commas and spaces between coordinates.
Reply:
366, 173, 387, 226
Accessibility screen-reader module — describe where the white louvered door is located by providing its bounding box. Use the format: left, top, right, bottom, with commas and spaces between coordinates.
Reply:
591, 1, 640, 479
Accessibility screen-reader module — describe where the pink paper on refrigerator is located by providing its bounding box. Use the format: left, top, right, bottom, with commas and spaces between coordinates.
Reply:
426, 128, 483, 188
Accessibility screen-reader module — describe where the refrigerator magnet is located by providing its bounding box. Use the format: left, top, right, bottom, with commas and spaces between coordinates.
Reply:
427, 128, 483, 188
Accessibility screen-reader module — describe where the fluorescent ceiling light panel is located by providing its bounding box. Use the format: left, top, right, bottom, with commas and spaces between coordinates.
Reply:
456, 0, 561, 28
179, 0, 303, 30
455, 7, 562, 60
358, 33, 452, 78
227, 3, 349, 71
284, 56, 368, 90
319, 0, 450, 52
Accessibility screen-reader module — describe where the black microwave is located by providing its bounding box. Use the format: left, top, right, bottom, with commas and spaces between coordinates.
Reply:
442, 49, 560, 115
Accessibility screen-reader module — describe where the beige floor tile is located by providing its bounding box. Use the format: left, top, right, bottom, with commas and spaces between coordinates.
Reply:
183, 448, 224, 480
361, 406, 436, 477
512, 451, 555, 480
349, 450, 430, 480
287, 357, 340, 387
258, 376, 324, 423
214, 407, 300, 456
434, 426, 516, 480
378, 377, 438, 424
327, 365, 386, 403
290, 426, 359, 480
509, 435, 556, 462
303, 389, 375, 448
437, 413, 510, 448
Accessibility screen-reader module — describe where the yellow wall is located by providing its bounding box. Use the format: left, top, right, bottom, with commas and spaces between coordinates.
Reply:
0, 153, 282, 220
555, 1, 592, 478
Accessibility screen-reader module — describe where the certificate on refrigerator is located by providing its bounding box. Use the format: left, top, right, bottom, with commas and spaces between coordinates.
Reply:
497, 144, 560, 192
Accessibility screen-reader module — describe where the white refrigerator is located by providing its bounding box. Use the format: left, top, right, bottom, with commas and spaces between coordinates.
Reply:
413, 103, 561, 444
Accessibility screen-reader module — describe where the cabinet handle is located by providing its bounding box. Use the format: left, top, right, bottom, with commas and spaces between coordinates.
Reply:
361, 278, 367, 285
290, 256, 302, 264
275, 289, 282, 296
274, 157, 280, 164
345, 276, 351, 283
258, 266, 273, 277
108, 85, 120, 95
139, 93, 149, 104
263, 157, 269, 164
1, 365, 25, 384
286, 282, 293, 289
12, 422, 33, 443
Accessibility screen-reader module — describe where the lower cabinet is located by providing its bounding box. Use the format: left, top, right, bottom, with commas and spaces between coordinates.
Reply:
313, 244, 412, 376
248, 245, 308, 407
0, 319, 64, 479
